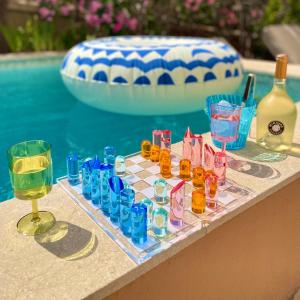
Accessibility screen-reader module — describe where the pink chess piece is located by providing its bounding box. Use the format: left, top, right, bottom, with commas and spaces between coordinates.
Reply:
170, 180, 185, 227
203, 143, 215, 171
183, 127, 192, 160
191, 134, 203, 168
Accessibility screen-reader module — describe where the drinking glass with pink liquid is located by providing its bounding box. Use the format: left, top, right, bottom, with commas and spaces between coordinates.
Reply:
210, 102, 242, 152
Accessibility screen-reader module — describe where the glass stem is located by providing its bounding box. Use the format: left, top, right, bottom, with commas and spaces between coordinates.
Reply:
31, 199, 40, 223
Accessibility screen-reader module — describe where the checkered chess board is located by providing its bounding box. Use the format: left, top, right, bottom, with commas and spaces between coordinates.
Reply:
57, 151, 254, 264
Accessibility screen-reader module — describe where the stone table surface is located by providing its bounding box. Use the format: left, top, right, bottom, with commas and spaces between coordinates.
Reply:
1, 103, 300, 300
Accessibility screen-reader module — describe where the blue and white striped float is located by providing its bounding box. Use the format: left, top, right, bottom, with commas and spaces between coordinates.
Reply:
61, 36, 243, 115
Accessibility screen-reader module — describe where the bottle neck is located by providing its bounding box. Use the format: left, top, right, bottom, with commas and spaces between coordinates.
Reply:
273, 77, 287, 92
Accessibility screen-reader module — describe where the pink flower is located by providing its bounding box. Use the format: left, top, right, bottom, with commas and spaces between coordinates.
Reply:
49, 0, 57, 5
207, 0, 215, 4
60, 4, 74, 17
38, 7, 55, 21
116, 10, 127, 25
85, 14, 101, 28
143, 0, 150, 8
101, 12, 112, 24
79, 0, 85, 13
227, 11, 238, 25
89, 0, 102, 14
127, 18, 138, 31
113, 22, 123, 33
39, 7, 50, 18
106, 2, 113, 14
250, 8, 263, 18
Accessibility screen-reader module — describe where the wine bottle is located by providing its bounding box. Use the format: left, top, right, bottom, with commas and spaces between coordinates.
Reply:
256, 54, 297, 151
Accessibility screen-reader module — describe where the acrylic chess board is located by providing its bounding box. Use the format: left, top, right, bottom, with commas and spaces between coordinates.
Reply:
57, 151, 255, 264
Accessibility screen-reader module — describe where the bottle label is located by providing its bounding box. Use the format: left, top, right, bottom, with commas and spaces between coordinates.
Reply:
268, 121, 284, 135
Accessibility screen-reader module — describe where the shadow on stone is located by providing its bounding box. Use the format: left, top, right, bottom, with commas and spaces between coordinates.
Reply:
35, 221, 98, 261
230, 141, 288, 163
227, 156, 281, 179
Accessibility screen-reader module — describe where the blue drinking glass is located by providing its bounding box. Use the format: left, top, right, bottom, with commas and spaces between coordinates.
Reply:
120, 188, 135, 237
206, 94, 256, 150
100, 163, 114, 216
109, 176, 124, 225
66, 152, 79, 186
91, 157, 101, 207
131, 203, 147, 245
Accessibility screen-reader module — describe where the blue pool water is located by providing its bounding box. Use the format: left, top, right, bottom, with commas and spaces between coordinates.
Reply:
0, 57, 299, 201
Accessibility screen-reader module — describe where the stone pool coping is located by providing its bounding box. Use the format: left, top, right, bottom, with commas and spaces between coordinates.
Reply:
0, 52, 300, 78
1, 102, 300, 299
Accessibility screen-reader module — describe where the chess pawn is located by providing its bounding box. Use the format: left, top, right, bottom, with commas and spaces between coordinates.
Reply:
104, 145, 116, 165
141, 140, 151, 159
192, 166, 205, 188
154, 178, 168, 205
152, 207, 168, 237
192, 187, 206, 214
141, 198, 154, 229
179, 159, 191, 181
150, 144, 160, 162
205, 173, 218, 209
183, 126, 192, 160
115, 155, 126, 176
214, 151, 226, 186
160, 150, 172, 178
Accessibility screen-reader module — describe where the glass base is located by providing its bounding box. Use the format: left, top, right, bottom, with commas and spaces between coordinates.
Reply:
17, 211, 56, 236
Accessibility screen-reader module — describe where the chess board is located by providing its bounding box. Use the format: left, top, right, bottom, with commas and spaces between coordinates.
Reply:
57, 151, 254, 264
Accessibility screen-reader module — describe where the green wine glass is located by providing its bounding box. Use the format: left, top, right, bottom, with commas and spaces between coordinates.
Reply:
7, 140, 56, 235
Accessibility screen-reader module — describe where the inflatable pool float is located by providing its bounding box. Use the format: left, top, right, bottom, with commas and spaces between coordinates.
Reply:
61, 36, 243, 115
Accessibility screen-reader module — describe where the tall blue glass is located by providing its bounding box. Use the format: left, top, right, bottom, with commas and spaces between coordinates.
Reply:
120, 188, 135, 237
104, 146, 116, 166
109, 176, 124, 225
82, 160, 92, 200
100, 163, 114, 216
91, 157, 101, 207
206, 94, 256, 150
66, 152, 79, 186
131, 203, 147, 245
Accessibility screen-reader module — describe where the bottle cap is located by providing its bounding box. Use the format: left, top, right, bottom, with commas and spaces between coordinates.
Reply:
275, 54, 288, 79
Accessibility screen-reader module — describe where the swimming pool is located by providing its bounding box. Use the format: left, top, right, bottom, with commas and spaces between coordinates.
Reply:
1, 56, 299, 201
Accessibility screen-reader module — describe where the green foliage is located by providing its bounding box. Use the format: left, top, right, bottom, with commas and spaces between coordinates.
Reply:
0, 17, 73, 52
263, 0, 300, 25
